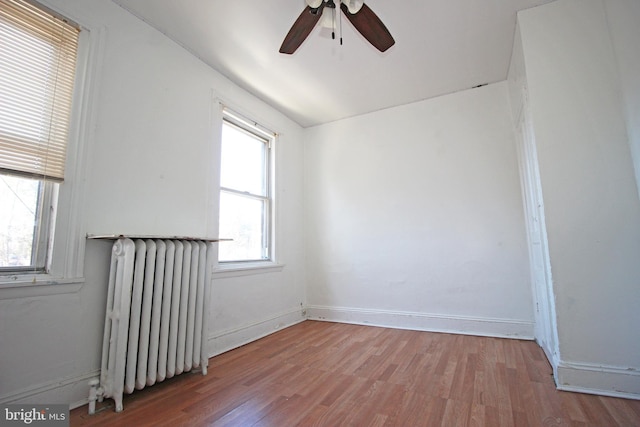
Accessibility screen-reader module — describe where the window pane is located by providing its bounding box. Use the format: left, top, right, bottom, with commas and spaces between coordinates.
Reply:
0, 174, 39, 267
219, 192, 266, 262
220, 122, 267, 196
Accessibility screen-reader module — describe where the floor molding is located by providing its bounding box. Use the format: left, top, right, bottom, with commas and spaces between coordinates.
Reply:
208, 307, 306, 357
306, 305, 535, 340
0, 369, 100, 410
556, 360, 640, 400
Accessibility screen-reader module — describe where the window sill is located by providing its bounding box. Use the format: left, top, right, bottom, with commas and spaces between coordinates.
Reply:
0, 275, 85, 300
213, 261, 284, 279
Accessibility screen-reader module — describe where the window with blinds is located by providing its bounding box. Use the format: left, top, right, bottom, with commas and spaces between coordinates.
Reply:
0, 0, 80, 273
0, 0, 79, 181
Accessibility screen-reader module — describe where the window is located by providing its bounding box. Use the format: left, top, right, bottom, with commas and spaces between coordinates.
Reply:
0, 0, 79, 274
218, 109, 274, 263
0, 175, 55, 271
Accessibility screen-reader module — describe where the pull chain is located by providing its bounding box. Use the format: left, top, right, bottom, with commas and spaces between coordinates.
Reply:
339, 3, 343, 45
331, 6, 335, 40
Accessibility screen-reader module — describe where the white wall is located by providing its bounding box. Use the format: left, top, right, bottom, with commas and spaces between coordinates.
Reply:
604, 0, 640, 198
304, 82, 534, 337
518, 0, 640, 397
0, 0, 305, 408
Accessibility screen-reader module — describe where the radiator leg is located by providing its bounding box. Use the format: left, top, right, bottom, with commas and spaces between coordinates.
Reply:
88, 379, 100, 415
114, 395, 124, 413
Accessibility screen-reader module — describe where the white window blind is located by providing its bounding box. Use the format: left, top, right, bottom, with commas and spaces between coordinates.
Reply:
0, 0, 79, 181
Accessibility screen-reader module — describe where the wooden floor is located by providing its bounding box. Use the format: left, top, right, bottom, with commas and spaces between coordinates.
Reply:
71, 321, 640, 426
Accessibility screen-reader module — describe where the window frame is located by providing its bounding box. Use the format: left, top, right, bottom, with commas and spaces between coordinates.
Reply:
0, 0, 103, 296
0, 176, 56, 274
218, 109, 275, 264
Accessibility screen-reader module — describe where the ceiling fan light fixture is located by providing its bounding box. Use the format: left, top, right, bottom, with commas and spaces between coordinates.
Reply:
343, 0, 363, 14
305, 0, 323, 9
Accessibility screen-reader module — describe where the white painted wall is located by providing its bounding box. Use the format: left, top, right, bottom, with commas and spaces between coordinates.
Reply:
518, 0, 640, 397
304, 82, 534, 337
604, 0, 640, 198
0, 0, 305, 408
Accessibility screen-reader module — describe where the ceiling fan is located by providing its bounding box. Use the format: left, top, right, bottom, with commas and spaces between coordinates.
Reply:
279, 0, 395, 54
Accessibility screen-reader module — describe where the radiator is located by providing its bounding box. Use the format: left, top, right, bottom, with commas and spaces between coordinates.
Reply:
89, 238, 214, 413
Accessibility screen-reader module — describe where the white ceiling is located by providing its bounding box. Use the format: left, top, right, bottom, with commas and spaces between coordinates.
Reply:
112, 0, 554, 128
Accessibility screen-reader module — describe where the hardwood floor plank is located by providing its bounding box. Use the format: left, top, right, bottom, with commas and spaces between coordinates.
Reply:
317, 378, 377, 426
415, 355, 444, 397
340, 380, 396, 426
481, 356, 500, 407
505, 367, 525, 413
577, 393, 620, 426
318, 374, 361, 407
369, 413, 388, 427
473, 369, 486, 406
390, 389, 431, 425
377, 382, 408, 420
280, 366, 329, 398
437, 352, 458, 399
468, 402, 485, 427
441, 398, 472, 427
210, 393, 281, 426
559, 390, 589, 424
449, 352, 475, 402
377, 362, 399, 382
70, 321, 640, 427
511, 409, 529, 427
294, 404, 329, 427
423, 396, 449, 426
601, 395, 640, 426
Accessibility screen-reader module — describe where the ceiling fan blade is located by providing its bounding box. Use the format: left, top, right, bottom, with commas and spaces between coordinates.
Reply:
340, 2, 395, 52
279, 3, 326, 54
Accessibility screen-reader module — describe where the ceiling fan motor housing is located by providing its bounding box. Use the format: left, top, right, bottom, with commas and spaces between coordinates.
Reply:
305, 0, 323, 9
305, 0, 363, 14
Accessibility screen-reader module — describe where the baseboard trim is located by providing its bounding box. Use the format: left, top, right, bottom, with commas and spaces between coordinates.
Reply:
556, 361, 640, 400
0, 369, 100, 410
306, 305, 535, 339
207, 307, 306, 357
